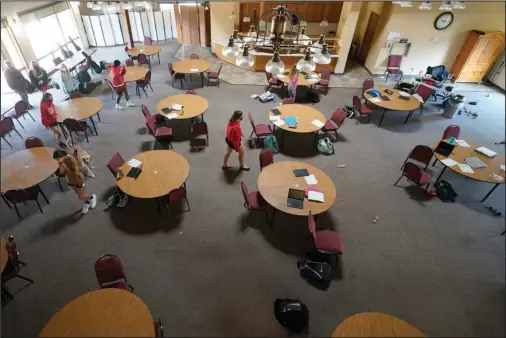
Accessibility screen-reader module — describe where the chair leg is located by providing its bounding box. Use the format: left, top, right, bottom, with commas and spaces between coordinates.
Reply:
185, 198, 191, 211
401, 157, 408, 170
179, 78, 183, 88
36, 200, 43, 214
16, 274, 34, 283
13, 204, 21, 218
2, 286, 14, 301
97, 113, 101, 122
432, 158, 438, 167
15, 118, 25, 130
27, 112, 36, 122
14, 127, 23, 139
1, 193, 12, 208
84, 130, 89, 143
38, 185, 49, 204
394, 175, 404, 186
2, 136, 12, 147
335, 130, 339, 141
142, 87, 147, 97
57, 176, 64, 191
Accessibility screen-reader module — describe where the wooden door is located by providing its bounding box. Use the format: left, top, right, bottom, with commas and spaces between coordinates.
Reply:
358, 12, 380, 64
466, 38, 490, 66
478, 39, 503, 65
178, 4, 212, 46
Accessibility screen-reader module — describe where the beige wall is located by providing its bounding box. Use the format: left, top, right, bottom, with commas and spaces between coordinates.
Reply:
364, 1, 506, 75
354, 1, 386, 43
210, 1, 236, 52
335, 1, 362, 74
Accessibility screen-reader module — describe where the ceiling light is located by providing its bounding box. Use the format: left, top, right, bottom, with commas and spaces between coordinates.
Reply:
439, 1, 452, 10
319, 20, 328, 27
265, 51, 285, 77
313, 44, 331, 65
297, 27, 311, 46
400, 1, 412, 8
452, 1, 466, 9
310, 35, 325, 54
419, 1, 432, 10
296, 49, 316, 72
229, 11, 236, 20
236, 45, 254, 67
299, 20, 307, 27
222, 36, 241, 57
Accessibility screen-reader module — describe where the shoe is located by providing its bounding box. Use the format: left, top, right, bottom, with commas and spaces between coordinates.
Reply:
90, 194, 97, 209
240, 165, 251, 171
82, 202, 91, 214
222, 165, 231, 170
126, 101, 136, 107
116, 195, 128, 208
115, 104, 125, 110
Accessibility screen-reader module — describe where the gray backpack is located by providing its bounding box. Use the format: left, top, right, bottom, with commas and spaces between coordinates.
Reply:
317, 137, 334, 155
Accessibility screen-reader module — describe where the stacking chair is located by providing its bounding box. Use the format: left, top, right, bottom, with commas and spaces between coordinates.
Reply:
104, 79, 116, 100
308, 212, 343, 267
24, 136, 43, 149
136, 71, 153, 98
146, 117, 173, 149
266, 72, 283, 91
401, 145, 433, 171
6, 101, 36, 130
144, 36, 153, 45
414, 84, 434, 114
394, 162, 432, 197
125, 59, 134, 67
154, 319, 164, 338
186, 89, 196, 95
190, 121, 209, 149
189, 53, 200, 59
314, 67, 331, 95
282, 97, 295, 105
94, 254, 134, 292
241, 181, 268, 225
1, 117, 23, 148
207, 64, 222, 87
167, 186, 191, 216
353, 95, 372, 124
168, 63, 185, 88
107, 152, 126, 177
317, 107, 346, 142
248, 112, 273, 143
433, 125, 461, 167
362, 78, 374, 103
3, 185, 49, 218
259, 148, 274, 171
1, 236, 34, 302
137, 53, 150, 68
383, 55, 403, 81
69, 91, 84, 99
63, 118, 90, 143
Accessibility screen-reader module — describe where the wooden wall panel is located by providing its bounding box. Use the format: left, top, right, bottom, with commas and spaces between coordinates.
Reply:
189, 6, 200, 45
174, 3, 183, 44
199, 7, 211, 47
180, 5, 192, 45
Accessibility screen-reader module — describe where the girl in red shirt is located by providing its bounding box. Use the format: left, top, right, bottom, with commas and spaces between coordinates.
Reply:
109, 59, 135, 110
223, 110, 250, 171
40, 93, 66, 149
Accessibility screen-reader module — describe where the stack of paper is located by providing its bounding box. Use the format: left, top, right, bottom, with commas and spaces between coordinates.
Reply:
127, 158, 142, 168
455, 139, 471, 147
441, 158, 459, 167
458, 163, 474, 174
500, 164, 505, 172
308, 191, 324, 203
398, 91, 410, 97
171, 104, 183, 111
412, 93, 424, 103
489, 173, 504, 182
475, 147, 497, 158
166, 113, 178, 119
304, 174, 318, 185
273, 120, 286, 127
311, 120, 325, 128
269, 116, 281, 121
369, 98, 381, 103
190, 68, 199, 72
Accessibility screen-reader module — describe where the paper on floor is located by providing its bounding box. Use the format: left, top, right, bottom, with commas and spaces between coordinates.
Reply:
440, 158, 459, 167
166, 113, 178, 119
273, 120, 286, 127
127, 158, 142, 168
304, 174, 318, 185
269, 116, 281, 121
455, 139, 471, 147
311, 120, 325, 128
458, 163, 474, 174
308, 191, 324, 203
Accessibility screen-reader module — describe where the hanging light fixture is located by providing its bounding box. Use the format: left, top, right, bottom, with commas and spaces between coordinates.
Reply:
265, 49, 285, 76
296, 49, 316, 72
244, 25, 258, 43
419, 1, 432, 10
297, 27, 311, 46
320, 2, 329, 26
400, 1, 413, 7
124, 2, 133, 10
229, 10, 236, 20
452, 1, 466, 9
243, 3, 251, 23
236, 45, 254, 67
299, 2, 308, 27
439, 1, 453, 10
92, 2, 102, 10
313, 43, 331, 65
222, 36, 242, 57
232, 30, 242, 43
310, 35, 325, 53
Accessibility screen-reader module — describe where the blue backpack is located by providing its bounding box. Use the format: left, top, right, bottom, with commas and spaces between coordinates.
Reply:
263, 135, 279, 154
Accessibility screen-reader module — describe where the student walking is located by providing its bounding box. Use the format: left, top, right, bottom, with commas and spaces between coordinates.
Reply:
4, 60, 33, 109
223, 110, 250, 171
109, 60, 135, 110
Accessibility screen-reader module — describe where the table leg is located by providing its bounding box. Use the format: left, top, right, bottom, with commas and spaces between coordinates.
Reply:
434, 166, 447, 184
89, 117, 98, 136
200, 73, 204, 88
156, 197, 163, 215
404, 110, 413, 124
270, 208, 276, 228
158, 53, 160, 64
280, 130, 285, 149
378, 109, 387, 127
1, 193, 12, 209
481, 183, 500, 203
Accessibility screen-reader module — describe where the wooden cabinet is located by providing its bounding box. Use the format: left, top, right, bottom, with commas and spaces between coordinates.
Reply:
451, 31, 504, 83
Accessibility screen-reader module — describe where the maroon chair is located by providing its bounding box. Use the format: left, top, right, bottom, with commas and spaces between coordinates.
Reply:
1, 117, 23, 148
362, 78, 375, 103
141, 104, 152, 119
186, 89, 196, 95
104, 79, 116, 100
189, 53, 200, 59
241, 181, 268, 225
1, 236, 34, 301
383, 55, 403, 81
3, 185, 49, 218
265, 72, 283, 91
24, 136, 43, 149
63, 118, 90, 143
308, 212, 343, 266
248, 112, 273, 142
353, 95, 372, 124
314, 67, 332, 95
415, 84, 434, 114
125, 46, 137, 61
107, 152, 126, 177
259, 148, 274, 171
167, 186, 190, 216
207, 63, 222, 87
401, 145, 433, 171
433, 125, 461, 167
168, 63, 185, 88
136, 71, 153, 98
125, 59, 134, 67
69, 91, 84, 99
146, 117, 173, 149
282, 97, 295, 105
154, 319, 164, 338
137, 53, 149, 68
7, 101, 35, 130
394, 162, 432, 196
191, 121, 209, 148
318, 107, 346, 142
144, 36, 153, 45
94, 254, 134, 292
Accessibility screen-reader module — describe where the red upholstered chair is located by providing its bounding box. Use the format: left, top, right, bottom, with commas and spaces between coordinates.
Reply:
362, 77, 375, 93
314, 67, 331, 95
207, 63, 222, 87
69, 91, 84, 99
248, 112, 273, 142
63, 118, 90, 143
414, 84, 434, 114
3, 185, 49, 218
104, 79, 116, 100
265, 71, 283, 91
191, 121, 209, 148
7, 101, 35, 130
1, 236, 34, 301
154, 319, 164, 338
141, 104, 152, 119
136, 71, 153, 98
259, 148, 274, 171
401, 145, 433, 171
24, 136, 43, 149
146, 117, 173, 149
94, 254, 134, 292
107, 152, 126, 177
168, 63, 185, 88
394, 162, 432, 196
442, 125, 460, 139
125, 46, 137, 61
353, 95, 372, 124
1, 117, 23, 148
308, 212, 343, 266
125, 59, 134, 67
167, 186, 190, 216
137, 53, 149, 67
189, 53, 200, 59
383, 55, 403, 81
186, 89, 196, 95
144, 36, 153, 45
318, 107, 346, 142
241, 181, 268, 225
282, 97, 295, 105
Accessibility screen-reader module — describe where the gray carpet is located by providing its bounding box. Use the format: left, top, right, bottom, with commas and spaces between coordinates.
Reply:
1, 41, 505, 337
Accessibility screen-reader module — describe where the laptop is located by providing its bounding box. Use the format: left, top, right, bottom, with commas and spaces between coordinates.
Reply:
465, 157, 487, 169
271, 108, 282, 116
287, 188, 305, 209
434, 141, 455, 157
293, 169, 309, 177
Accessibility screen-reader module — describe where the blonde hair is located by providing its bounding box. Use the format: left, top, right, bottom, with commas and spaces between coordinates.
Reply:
289, 64, 298, 80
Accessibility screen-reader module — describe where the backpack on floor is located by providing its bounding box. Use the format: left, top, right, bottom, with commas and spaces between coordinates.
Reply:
343, 106, 356, 119
274, 298, 309, 333
308, 90, 320, 104
263, 135, 279, 154
434, 180, 457, 202
297, 252, 333, 282
317, 137, 334, 155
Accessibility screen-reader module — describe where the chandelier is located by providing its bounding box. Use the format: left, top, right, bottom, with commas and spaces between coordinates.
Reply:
222, 4, 332, 76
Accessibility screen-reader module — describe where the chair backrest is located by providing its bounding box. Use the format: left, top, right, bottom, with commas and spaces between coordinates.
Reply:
265, 72, 273, 81
403, 162, 422, 183
138, 53, 149, 65
53, 57, 63, 66
145, 117, 156, 135
14, 101, 28, 116
240, 181, 250, 205
94, 254, 127, 286
330, 107, 347, 128
362, 78, 374, 93
409, 145, 433, 165
144, 36, 153, 45
352, 96, 361, 111
282, 98, 295, 105
141, 104, 152, 119
307, 212, 316, 239
6, 236, 21, 273
63, 118, 80, 131
320, 67, 332, 80
259, 148, 274, 170
415, 85, 433, 102
442, 125, 460, 139
144, 71, 151, 84
168, 63, 175, 75
168, 187, 187, 202
216, 63, 223, 75
4, 189, 34, 204
248, 112, 257, 130
388, 55, 403, 68
186, 89, 196, 95
124, 46, 129, 53
1, 117, 15, 136
154, 319, 163, 338
25, 136, 44, 149
104, 78, 115, 90
69, 91, 84, 99
125, 59, 134, 67
191, 121, 208, 136
107, 152, 125, 176
189, 53, 200, 59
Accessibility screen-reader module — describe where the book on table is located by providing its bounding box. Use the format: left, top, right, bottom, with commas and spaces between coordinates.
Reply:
284, 116, 297, 128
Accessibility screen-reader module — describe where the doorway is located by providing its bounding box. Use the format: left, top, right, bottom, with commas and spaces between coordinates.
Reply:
358, 12, 379, 64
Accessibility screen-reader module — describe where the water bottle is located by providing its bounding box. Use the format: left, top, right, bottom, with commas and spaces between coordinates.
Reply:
449, 137, 455, 144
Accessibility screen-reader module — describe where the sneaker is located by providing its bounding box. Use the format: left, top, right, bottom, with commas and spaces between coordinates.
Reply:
115, 104, 125, 110
82, 202, 91, 214
240, 165, 251, 171
126, 101, 136, 107
116, 195, 129, 208
90, 194, 97, 209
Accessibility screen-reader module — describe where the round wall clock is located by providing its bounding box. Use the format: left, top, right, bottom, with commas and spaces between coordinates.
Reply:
434, 12, 454, 30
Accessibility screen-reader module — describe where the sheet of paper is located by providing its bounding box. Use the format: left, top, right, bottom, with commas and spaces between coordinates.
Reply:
273, 120, 286, 127
250, 94, 259, 99
387, 31, 401, 41
458, 163, 474, 174
455, 139, 471, 147
440, 158, 459, 167
127, 158, 142, 168
369, 98, 381, 103
304, 174, 318, 185
308, 191, 324, 203
171, 104, 182, 111
190, 68, 199, 72
412, 93, 424, 103
489, 173, 504, 182
398, 91, 410, 97
500, 164, 505, 172
269, 116, 281, 121
475, 146, 497, 158
311, 120, 325, 128
166, 113, 178, 119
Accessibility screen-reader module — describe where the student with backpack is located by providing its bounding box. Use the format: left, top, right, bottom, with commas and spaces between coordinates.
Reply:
109, 60, 135, 110
287, 64, 299, 101
222, 110, 250, 171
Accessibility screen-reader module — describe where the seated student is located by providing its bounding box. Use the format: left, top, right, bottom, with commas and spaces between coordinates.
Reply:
29, 60, 50, 94
76, 65, 100, 94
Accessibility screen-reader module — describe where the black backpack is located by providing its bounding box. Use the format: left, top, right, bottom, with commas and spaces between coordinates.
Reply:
434, 180, 457, 202
274, 298, 309, 333
297, 252, 332, 282
343, 106, 356, 118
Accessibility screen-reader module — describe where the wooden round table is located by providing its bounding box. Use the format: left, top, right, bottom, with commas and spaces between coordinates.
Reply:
39, 289, 155, 337
1, 237, 8, 273
258, 161, 336, 219
127, 45, 161, 66
363, 87, 421, 127
332, 312, 425, 337
1, 147, 58, 193
172, 59, 211, 87
157, 94, 209, 121
56, 97, 103, 135
109, 66, 148, 83
432, 139, 505, 202
277, 71, 321, 86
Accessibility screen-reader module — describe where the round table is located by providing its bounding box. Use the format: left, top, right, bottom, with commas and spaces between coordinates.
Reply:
157, 94, 209, 121
109, 66, 148, 83
332, 312, 425, 337
56, 97, 103, 135
1, 147, 58, 193
127, 45, 161, 65
277, 71, 320, 87
432, 139, 505, 202
258, 161, 336, 218
118, 150, 189, 199
172, 60, 211, 87
1, 237, 8, 273
363, 87, 421, 127
39, 289, 155, 337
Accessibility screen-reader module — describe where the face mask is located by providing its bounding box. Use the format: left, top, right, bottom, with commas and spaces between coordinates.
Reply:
48, 98, 53, 103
